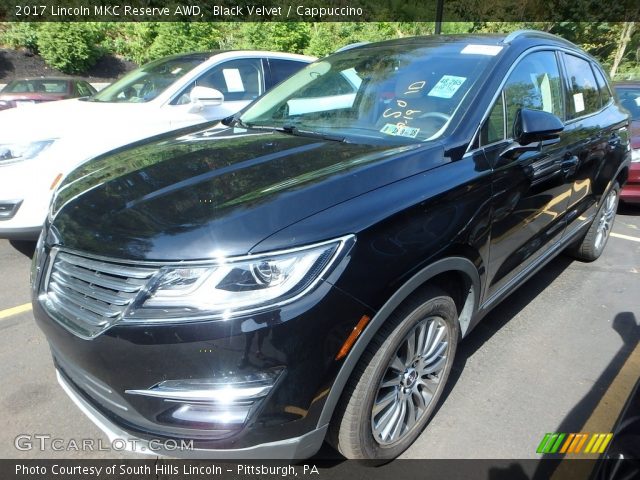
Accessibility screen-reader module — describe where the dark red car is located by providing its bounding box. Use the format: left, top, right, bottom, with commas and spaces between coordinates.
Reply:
0, 77, 97, 111
615, 82, 640, 204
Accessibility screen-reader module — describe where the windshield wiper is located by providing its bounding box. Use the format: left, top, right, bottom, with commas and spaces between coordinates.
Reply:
228, 121, 345, 142
230, 118, 275, 131
279, 124, 345, 142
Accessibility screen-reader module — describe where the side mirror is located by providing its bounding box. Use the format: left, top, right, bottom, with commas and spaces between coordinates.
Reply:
514, 108, 564, 145
189, 86, 224, 112
501, 108, 564, 159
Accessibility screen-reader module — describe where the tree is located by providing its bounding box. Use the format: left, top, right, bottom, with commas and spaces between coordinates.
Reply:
36, 23, 106, 74
610, 22, 636, 78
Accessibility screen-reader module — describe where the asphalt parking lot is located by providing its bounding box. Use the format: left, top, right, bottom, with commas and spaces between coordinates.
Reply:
0, 205, 639, 460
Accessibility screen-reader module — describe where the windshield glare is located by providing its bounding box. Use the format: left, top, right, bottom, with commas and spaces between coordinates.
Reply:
240, 43, 498, 143
617, 87, 640, 121
89, 55, 206, 103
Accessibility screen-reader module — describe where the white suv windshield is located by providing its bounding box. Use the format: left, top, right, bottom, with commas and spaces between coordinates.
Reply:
239, 42, 499, 144
88, 54, 209, 103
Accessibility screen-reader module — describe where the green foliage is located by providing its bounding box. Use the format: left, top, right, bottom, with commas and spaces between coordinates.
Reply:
613, 62, 640, 81
146, 23, 226, 61
101, 22, 158, 65
2, 20, 639, 78
305, 23, 401, 57
550, 22, 621, 63
233, 23, 311, 53
1, 22, 40, 53
36, 23, 106, 74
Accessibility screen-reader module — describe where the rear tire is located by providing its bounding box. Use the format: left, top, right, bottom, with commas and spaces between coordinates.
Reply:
328, 286, 459, 460
569, 183, 619, 262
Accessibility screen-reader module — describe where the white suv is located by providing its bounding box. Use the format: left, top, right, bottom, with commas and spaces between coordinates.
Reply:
0, 50, 314, 239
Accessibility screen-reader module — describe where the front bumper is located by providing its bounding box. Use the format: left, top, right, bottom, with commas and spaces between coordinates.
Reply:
33, 263, 372, 458
0, 162, 56, 239
0, 225, 42, 240
56, 370, 328, 459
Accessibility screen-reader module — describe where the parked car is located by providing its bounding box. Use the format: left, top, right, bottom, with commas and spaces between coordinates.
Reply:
0, 51, 314, 239
31, 31, 630, 460
593, 377, 640, 479
0, 77, 96, 111
614, 82, 640, 203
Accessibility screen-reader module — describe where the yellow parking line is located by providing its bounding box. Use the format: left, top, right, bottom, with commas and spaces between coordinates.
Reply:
551, 340, 640, 479
0, 303, 32, 320
610, 232, 640, 243
580, 341, 640, 440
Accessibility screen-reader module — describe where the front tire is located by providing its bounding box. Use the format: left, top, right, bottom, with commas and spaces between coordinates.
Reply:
569, 183, 620, 262
329, 287, 459, 459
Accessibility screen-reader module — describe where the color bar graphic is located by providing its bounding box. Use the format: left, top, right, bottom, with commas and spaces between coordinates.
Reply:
537, 433, 613, 454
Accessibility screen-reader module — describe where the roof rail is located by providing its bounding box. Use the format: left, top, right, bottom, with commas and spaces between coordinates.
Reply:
502, 29, 581, 50
334, 41, 370, 53
502, 29, 569, 45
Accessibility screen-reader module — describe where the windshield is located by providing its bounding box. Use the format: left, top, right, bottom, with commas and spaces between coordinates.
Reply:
239, 42, 499, 144
88, 55, 208, 103
617, 87, 640, 120
3, 79, 69, 94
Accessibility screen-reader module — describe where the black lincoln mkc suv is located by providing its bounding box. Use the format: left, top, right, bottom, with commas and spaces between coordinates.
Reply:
31, 31, 630, 460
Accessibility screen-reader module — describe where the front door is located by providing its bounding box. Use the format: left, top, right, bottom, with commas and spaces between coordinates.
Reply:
481, 50, 574, 304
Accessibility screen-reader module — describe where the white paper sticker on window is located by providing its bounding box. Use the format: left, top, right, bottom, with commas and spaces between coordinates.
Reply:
540, 74, 553, 113
461, 45, 503, 56
428, 75, 466, 99
573, 92, 585, 113
380, 123, 420, 138
222, 68, 245, 93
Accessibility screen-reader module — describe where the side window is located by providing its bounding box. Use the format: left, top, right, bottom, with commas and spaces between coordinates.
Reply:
480, 93, 505, 145
592, 64, 612, 108
562, 54, 600, 118
77, 82, 92, 97
480, 51, 563, 146
296, 69, 359, 97
504, 51, 564, 136
173, 59, 263, 105
267, 59, 308, 88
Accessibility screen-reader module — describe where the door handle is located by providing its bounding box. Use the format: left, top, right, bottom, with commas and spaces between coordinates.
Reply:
608, 132, 621, 148
562, 154, 579, 175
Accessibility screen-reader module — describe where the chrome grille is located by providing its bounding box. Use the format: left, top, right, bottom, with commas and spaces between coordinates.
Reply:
41, 249, 158, 339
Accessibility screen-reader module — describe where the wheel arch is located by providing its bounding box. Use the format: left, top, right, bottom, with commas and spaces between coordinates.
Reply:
317, 256, 481, 428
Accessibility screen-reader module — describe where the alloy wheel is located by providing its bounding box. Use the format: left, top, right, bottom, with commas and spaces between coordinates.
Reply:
594, 189, 618, 252
371, 316, 450, 446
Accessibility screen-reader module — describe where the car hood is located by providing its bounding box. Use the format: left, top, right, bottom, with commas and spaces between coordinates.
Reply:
0, 93, 68, 101
48, 125, 447, 260
0, 98, 152, 142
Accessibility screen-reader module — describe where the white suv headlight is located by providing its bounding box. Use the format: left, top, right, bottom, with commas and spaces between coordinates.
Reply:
124, 235, 355, 322
0, 139, 55, 165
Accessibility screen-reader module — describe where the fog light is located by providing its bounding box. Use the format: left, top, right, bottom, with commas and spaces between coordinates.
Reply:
171, 404, 250, 426
125, 369, 283, 428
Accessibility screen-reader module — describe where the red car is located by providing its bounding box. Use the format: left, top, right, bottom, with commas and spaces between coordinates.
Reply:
615, 82, 640, 204
0, 77, 97, 111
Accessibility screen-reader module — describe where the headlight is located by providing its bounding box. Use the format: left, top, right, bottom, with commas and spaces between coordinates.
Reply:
124, 235, 355, 322
632, 149, 640, 163
0, 139, 55, 165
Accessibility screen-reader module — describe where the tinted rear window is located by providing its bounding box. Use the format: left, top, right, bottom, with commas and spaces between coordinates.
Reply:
563, 54, 600, 118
